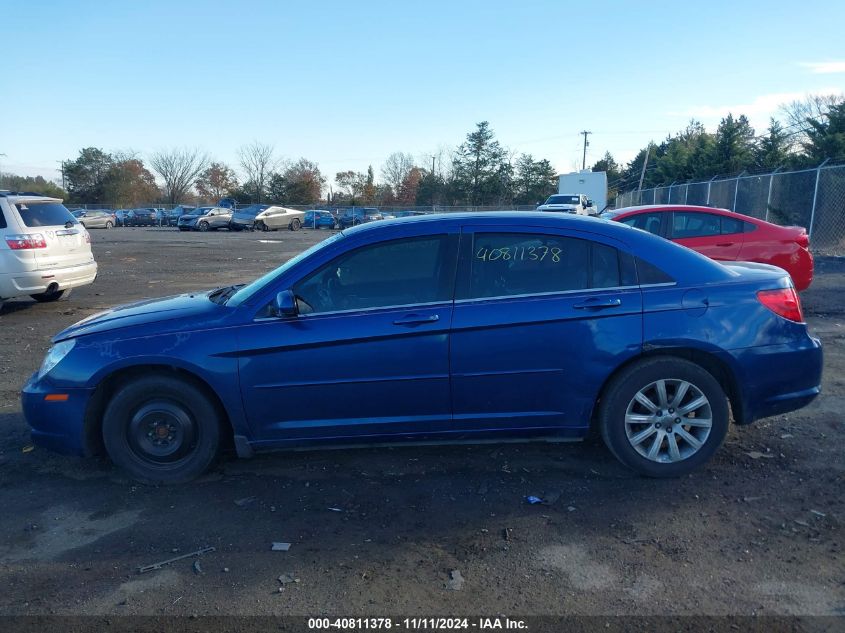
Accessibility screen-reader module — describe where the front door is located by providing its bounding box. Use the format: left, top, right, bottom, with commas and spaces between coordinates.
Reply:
236, 233, 458, 445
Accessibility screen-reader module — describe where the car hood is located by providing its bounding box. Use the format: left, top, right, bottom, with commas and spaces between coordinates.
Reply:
540, 204, 578, 209
53, 292, 223, 342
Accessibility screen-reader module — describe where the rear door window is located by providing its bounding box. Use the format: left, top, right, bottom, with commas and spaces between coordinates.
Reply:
720, 215, 745, 235
462, 232, 629, 299
14, 203, 77, 228
670, 212, 721, 238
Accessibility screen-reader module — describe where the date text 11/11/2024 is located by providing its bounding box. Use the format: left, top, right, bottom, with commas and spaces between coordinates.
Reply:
307, 616, 528, 629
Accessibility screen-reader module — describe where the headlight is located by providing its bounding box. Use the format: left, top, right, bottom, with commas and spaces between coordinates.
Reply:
38, 340, 76, 379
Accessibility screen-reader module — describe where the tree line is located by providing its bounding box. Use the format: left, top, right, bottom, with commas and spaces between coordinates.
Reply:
2, 122, 559, 208
592, 94, 845, 198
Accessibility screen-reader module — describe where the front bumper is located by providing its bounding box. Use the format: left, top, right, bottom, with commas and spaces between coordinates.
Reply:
0, 260, 97, 298
21, 372, 93, 456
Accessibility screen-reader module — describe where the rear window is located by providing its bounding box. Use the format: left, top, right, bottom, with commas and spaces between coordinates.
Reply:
14, 202, 77, 228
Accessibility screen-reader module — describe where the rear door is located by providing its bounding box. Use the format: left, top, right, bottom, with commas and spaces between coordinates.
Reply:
12, 201, 93, 270
450, 226, 643, 434
669, 210, 743, 260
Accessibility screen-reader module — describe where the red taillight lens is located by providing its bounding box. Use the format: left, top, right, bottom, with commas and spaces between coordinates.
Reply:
5, 234, 47, 249
796, 233, 810, 248
757, 288, 804, 322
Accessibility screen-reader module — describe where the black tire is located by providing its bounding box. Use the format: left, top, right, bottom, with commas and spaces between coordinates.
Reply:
105, 221, 114, 229
198, 221, 209, 232
102, 374, 222, 484
598, 357, 729, 478
30, 289, 65, 302
261, 222, 270, 232
289, 218, 301, 231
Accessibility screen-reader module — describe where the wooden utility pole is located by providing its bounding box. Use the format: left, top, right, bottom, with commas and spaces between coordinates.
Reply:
638, 144, 652, 191
580, 131, 591, 170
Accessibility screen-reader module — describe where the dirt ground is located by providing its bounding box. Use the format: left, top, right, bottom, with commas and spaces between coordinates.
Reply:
0, 227, 843, 619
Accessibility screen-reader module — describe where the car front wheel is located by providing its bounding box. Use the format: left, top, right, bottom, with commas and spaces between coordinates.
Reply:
105, 221, 114, 229
598, 357, 729, 477
290, 218, 301, 231
102, 374, 222, 484
198, 221, 209, 232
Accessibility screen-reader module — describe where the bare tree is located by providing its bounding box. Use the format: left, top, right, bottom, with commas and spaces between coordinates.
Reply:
149, 147, 209, 204
380, 152, 414, 197
238, 141, 277, 203
779, 93, 844, 142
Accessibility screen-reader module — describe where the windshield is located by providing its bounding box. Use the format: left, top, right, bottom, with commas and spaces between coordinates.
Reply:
227, 232, 346, 307
14, 202, 78, 227
188, 207, 211, 216
546, 195, 581, 205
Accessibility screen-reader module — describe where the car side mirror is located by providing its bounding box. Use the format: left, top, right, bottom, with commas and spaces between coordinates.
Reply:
274, 289, 298, 318
586, 200, 594, 207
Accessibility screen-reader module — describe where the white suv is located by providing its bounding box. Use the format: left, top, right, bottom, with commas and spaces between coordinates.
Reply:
536, 193, 594, 215
0, 192, 97, 307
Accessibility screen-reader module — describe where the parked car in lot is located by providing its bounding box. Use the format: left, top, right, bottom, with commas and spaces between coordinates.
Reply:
228, 204, 270, 231
161, 205, 195, 227
177, 206, 232, 231
601, 205, 814, 291
124, 208, 158, 227
537, 194, 594, 215
254, 206, 306, 231
338, 207, 384, 228
303, 209, 338, 229
22, 212, 822, 484
73, 209, 116, 229
1, 192, 97, 307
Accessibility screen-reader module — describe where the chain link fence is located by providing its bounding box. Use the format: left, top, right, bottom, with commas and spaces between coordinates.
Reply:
615, 163, 845, 254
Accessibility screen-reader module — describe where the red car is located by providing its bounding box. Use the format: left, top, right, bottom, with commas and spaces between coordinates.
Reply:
603, 205, 814, 291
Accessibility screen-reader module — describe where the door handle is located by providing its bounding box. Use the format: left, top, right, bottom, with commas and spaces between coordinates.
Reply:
573, 298, 622, 310
715, 242, 734, 247
393, 314, 440, 326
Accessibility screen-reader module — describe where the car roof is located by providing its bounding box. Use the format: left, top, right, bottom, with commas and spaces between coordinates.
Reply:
342, 211, 732, 284
0, 191, 63, 204
610, 204, 763, 222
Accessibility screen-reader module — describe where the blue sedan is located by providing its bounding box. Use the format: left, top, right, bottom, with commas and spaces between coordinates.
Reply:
303, 209, 338, 229
22, 213, 822, 483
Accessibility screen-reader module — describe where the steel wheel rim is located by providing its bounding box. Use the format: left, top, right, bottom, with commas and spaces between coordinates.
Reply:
624, 378, 712, 463
127, 400, 198, 465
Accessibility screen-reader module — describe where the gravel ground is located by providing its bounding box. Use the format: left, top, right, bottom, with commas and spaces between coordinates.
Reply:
0, 227, 843, 619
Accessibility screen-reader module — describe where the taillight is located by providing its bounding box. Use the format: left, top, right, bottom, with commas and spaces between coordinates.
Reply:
84, 232, 91, 243
796, 233, 810, 248
757, 288, 804, 322
5, 234, 47, 249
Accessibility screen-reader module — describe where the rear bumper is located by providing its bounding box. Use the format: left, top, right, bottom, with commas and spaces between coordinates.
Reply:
21, 372, 92, 456
0, 261, 97, 298
728, 336, 823, 424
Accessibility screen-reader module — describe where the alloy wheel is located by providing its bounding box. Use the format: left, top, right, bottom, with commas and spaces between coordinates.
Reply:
624, 379, 712, 463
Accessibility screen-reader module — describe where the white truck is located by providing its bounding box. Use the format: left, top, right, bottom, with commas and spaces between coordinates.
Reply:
536, 170, 608, 215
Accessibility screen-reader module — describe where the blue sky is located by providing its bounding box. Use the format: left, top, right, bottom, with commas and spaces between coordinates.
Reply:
3, 0, 844, 185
